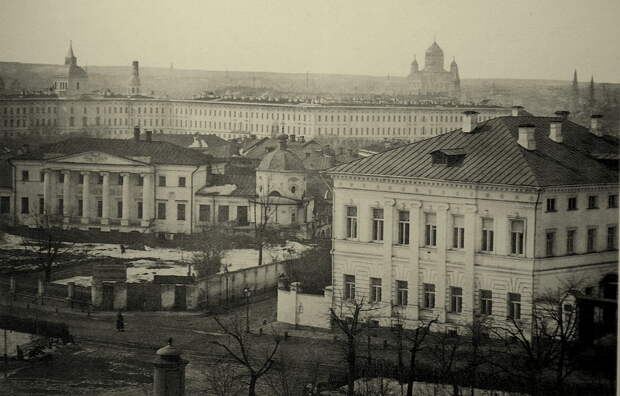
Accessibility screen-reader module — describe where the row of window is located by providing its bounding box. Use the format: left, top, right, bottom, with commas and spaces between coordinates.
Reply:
546, 194, 618, 212
21, 171, 186, 188
343, 275, 522, 319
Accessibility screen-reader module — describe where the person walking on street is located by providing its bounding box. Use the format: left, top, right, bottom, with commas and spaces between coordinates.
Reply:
116, 310, 125, 332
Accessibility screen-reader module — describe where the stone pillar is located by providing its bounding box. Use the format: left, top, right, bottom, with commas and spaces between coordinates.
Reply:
408, 201, 422, 321
141, 173, 154, 227
42, 170, 51, 215
67, 282, 75, 299
436, 204, 450, 323
153, 339, 189, 396
464, 206, 477, 320
383, 199, 395, 319
121, 173, 131, 226
62, 170, 72, 223
101, 172, 110, 225
37, 278, 45, 296
9, 277, 16, 294
81, 172, 91, 224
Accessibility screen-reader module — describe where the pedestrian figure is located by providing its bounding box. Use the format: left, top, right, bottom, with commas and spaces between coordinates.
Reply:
116, 310, 125, 332
120, 244, 126, 254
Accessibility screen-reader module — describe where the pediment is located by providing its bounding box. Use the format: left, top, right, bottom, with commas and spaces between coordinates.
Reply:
47, 151, 150, 166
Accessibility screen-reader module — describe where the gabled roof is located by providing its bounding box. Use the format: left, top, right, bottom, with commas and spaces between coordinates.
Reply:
12, 137, 211, 166
327, 116, 618, 187
196, 173, 256, 197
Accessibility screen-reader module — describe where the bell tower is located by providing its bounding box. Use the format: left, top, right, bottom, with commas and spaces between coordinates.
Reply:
127, 61, 141, 96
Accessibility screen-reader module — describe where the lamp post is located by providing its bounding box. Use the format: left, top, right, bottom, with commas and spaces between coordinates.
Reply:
243, 287, 251, 333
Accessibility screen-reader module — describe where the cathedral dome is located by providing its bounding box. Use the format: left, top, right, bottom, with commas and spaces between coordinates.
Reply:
425, 41, 444, 57
258, 135, 305, 172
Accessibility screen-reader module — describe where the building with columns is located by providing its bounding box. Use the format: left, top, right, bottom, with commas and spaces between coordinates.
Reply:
326, 112, 618, 333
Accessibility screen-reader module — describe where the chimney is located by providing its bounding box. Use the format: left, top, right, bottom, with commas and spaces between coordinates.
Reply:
133, 126, 140, 142
549, 121, 563, 143
145, 130, 152, 143
517, 124, 536, 150
554, 110, 570, 121
590, 115, 603, 137
462, 111, 479, 133
511, 106, 523, 116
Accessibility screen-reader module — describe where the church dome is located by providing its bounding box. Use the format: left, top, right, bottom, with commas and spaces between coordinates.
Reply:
258, 135, 305, 172
426, 41, 444, 56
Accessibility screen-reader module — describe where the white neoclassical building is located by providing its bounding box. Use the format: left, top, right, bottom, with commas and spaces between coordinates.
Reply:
326, 112, 618, 333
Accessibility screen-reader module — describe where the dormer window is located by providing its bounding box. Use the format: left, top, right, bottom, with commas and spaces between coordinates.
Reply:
430, 149, 466, 167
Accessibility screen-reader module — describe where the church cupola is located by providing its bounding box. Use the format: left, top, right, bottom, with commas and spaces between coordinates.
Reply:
424, 41, 445, 72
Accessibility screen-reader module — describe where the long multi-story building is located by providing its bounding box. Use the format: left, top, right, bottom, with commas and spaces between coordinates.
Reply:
326, 112, 618, 334
0, 43, 513, 141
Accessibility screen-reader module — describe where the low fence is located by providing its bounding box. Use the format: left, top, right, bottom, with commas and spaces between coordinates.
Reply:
0, 275, 92, 310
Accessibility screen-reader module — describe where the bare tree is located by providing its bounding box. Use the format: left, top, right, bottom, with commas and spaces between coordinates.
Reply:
251, 178, 286, 266
204, 361, 245, 396
404, 317, 437, 396
211, 315, 281, 396
190, 224, 232, 277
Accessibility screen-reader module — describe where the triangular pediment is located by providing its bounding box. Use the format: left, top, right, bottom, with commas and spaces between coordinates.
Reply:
47, 151, 150, 166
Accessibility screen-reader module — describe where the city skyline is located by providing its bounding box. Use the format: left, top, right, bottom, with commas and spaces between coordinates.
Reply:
0, 0, 619, 83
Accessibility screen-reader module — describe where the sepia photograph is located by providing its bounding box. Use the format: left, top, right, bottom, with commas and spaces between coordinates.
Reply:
0, 0, 618, 394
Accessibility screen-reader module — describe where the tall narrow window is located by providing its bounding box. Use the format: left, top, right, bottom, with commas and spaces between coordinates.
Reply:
396, 280, 408, 306
481, 218, 494, 252
157, 202, 166, 220
452, 215, 465, 249
609, 194, 618, 209
21, 197, 29, 214
78, 200, 83, 217
97, 201, 103, 218
199, 204, 211, 222
370, 278, 382, 303
510, 220, 525, 255
346, 206, 358, 239
587, 228, 597, 252
177, 203, 186, 221
372, 208, 384, 241
117, 201, 123, 218
588, 195, 598, 209
566, 229, 576, 254
423, 283, 435, 309
21, 170, 29, 181
607, 225, 617, 250
218, 205, 229, 223
508, 293, 521, 320
178, 177, 186, 187
58, 199, 64, 216
425, 213, 437, 247
159, 176, 167, 187
344, 275, 356, 300
450, 287, 463, 313
545, 231, 555, 257
137, 202, 143, 219
567, 197, 577, 211
480, 289, 492, 315
546, 198, 556, 212
398, 211, 410, 245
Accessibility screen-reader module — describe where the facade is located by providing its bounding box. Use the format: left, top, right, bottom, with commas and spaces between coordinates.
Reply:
326, 112, 618, 333
0, 43, 511, 142
408, 41, 460, 99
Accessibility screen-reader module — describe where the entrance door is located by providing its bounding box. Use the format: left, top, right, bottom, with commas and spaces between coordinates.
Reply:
102, 283, 114, 311
174, 285, 187, 310
237, 206, 248, 226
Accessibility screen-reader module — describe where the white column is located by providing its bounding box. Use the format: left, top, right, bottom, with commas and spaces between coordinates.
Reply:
141, 173, 154, 227
464, 206, 477, 320
100, 172, 110, 225
121, 173, 131, 226
408, 201, 422, 321
62, 170, 72, 223
81, 172, 91, 224
42, 169, 51, 216
436, 203, 450, 323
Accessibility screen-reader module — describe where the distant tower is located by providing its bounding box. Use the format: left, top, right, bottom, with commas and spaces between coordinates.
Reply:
54, 41, 88, 97
0, 76, 4, 93
589, 75, 596, 110
409, 55, 419, 76
572, 69, 579, 96
127, 61, 141, 96
450, 57, 460, 95
570, 69, 579, 114
65, 40, 77, 66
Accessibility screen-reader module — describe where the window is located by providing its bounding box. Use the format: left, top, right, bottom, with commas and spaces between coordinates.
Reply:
508, 293, 521, 320
450, 287, 463, 313
567, 197, 577, 211
137, 202, 143, 219
425, 213, 437, 247
177, 203, 186, 221
452, 215, 465, 249
21, 170, 29, 181
372, 208, 384, 241
178, 177, 186, 187
546, 198, 556, 212
396, 281, 408, 306
481, 218, 494, 252
0, 196, 9, 214
199, 204, 211, 222
97, 174, 104, 185
21, 197, 29, 214
566, 229, 576, 254
117, 201, 123, 218
587, 228, 597, 252
588, 195, 598, 209
157, 202, 166, 219
423, 283, 435, 309
58, 199, 64, 215
40, 172, 45, 182
137, 176, 144, 186
370, 278, 382, 303
480, 289, 492, 315
609, 194, 618, 209
59, 173, 65, 184
97, 201, 103, 217
607, 226, 617, 250
344, 275, 355, 300
545, 231, 555, 257
79, 174, 84, 184
510, 220, 525, 255
346, 206, 358, 239
398, 211, 410, 245
39, 197, 44, 214
118, 175, 123, 185
218, 205, 229, 223
291, 210, 296, 224
158, 176, 166, 187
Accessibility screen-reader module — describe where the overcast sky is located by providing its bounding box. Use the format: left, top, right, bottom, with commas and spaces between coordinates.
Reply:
1, 0, 618, 83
